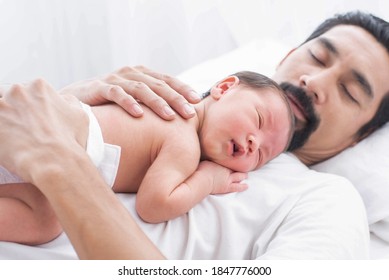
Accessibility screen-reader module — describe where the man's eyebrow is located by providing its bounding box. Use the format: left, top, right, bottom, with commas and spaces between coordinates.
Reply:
352, 70, 374, 99
318, 37, 339, 56
319, 37, 373, 100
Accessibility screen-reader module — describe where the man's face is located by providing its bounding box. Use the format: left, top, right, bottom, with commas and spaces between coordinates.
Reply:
272, 25, 389, 165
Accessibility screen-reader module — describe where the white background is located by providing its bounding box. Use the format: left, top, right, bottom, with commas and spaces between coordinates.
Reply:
0, 0, 388, 88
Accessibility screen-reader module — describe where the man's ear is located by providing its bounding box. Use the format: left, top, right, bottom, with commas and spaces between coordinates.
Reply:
276, 48, 297, 69
209, 76, 239, 100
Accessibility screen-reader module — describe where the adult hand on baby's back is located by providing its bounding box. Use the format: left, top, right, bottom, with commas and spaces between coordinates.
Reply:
198, 161, 248, 195
60, 65, 201, 121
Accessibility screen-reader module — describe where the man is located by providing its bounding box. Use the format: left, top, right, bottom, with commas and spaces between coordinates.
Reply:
1, 11, 387, 259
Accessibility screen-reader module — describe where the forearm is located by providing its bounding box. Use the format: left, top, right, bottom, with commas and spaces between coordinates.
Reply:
164, 169, 214, 217
138, 161, 247, 223
32, 147, 164, 260
137, 167, 214, 223
0, 80, 164, 259
160, 164, 247, 220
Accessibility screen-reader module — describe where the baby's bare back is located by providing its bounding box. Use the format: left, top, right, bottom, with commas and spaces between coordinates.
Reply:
91, 104, 199, 193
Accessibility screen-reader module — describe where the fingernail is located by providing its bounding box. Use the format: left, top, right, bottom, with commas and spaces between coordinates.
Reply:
132, 104, 143, 115
184, 103, 195, 115
163, 105, 176, 116
189, 90, 201, 101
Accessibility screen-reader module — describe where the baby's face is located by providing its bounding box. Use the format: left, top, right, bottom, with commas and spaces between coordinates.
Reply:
200, 85, 293, 172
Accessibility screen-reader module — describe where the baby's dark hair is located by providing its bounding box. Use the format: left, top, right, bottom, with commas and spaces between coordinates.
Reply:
202, 71, 283, 98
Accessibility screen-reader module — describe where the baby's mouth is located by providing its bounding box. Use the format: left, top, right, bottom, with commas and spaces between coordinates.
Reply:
231, 140, 245, 157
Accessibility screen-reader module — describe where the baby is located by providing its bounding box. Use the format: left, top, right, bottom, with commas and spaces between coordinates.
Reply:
0, 71, 294, 245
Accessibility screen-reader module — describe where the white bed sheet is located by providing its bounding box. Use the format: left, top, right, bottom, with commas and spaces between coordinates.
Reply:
0, 194, 132, 260
0, 153, 370, 260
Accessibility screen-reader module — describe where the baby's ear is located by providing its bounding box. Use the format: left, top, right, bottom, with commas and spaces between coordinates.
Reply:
210, 76, 239, 100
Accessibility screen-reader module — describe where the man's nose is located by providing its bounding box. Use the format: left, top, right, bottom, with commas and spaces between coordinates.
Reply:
299, 74, 327, 104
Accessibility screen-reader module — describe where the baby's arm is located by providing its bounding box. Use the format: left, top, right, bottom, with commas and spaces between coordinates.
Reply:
196, 161, 249, 194
136, 150, 248, 223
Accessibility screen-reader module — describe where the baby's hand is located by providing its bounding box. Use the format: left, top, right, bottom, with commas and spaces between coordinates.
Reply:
198, 161, 248, 195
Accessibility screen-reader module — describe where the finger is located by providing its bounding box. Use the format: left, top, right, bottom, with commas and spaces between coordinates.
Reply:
133, 75, 196, 119
3, 83, 26, 103
28, 78, 57, 99
0, 84, 12, 98
228, 183, 249, 193
108, 78, 178, 120
134, 65, 201, 103
0, 87, 4, 98
100, 84, 146, 118
230, 172, 248, 183
118, 66, 199, 119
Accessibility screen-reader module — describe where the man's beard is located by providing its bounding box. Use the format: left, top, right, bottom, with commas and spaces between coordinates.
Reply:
279, 82, 320, 151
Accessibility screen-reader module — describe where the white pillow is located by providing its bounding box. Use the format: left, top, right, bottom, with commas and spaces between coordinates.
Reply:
178, 39, 389, 247
312, 122, 389, 245
178, 38, 289, 93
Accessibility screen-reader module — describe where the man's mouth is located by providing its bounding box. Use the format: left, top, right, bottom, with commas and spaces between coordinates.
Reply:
285, 92, 308, 125
279, 82, 321, 151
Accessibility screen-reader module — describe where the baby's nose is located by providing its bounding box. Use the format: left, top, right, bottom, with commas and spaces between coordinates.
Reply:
247, 134, 259, 155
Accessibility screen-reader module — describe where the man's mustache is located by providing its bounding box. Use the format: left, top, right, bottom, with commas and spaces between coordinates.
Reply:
279, 82, 320, 151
